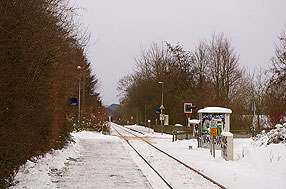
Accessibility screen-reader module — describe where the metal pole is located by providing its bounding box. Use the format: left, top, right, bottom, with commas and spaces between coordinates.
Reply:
78, 72, 81, 126
159, 82, 164, 135
144, 102, 147, 126
82, 69, 85, 118
253, 110, 256, 137
213, 136, 215, 158
198, 113, 202, 148
161, 110, 163, 135
77, 66, 81, 127
252, 101, 256, 137
161, 82, 164, 106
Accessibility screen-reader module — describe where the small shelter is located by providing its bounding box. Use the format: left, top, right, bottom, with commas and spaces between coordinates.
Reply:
198, 107, 232, 135
198, 107, 233, 160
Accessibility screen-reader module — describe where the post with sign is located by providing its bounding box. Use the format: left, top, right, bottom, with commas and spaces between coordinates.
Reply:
184, 103, 197, 138
251, 101, 256, 137
210, 118, 218, 158
159, 81, 164, 135
184, 103, 197, 125
160, 105, 165, 135
69, 98, 78, 106
148, 120, 151, 133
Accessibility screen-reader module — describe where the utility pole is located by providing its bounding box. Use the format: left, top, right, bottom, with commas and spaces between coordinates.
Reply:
82, 67, 86, 119
144, 102, 147, 126
252, 101, 256, 137
159, 81, 164, 135
77, 66, 81, 127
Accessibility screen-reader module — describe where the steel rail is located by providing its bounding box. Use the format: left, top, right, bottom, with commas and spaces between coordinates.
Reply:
121, 126, 227, 189
112, 125, 173, 189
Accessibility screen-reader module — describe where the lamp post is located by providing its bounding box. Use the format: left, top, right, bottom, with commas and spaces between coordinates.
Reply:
159, 81, 164, 135
77, 66, 81, 127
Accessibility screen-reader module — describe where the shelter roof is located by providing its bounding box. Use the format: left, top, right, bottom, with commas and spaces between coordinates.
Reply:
198, 107, 232, 114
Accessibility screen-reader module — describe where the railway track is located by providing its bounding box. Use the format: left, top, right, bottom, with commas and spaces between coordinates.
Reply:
111, 124, 227, 189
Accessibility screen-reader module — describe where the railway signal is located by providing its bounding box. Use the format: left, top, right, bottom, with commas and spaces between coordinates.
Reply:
184, 103, 197, 128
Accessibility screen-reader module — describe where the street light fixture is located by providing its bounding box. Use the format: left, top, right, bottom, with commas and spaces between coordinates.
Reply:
77, 66, 81, 127
159, 81, 164, 135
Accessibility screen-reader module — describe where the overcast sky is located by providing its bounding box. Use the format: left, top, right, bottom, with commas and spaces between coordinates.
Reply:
77, 0, 286, 105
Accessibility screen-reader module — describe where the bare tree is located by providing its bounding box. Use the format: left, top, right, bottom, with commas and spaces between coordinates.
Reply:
266, 27, 286, 125
252, 67, 269, 129
192, 41, 210, 87
117, 34, 246, 129
270, 27, 286, 86
208, 33, 242, 106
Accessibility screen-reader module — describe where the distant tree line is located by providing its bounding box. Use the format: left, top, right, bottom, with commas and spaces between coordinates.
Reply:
0, 0, 104, 187
117, 31, 286, 129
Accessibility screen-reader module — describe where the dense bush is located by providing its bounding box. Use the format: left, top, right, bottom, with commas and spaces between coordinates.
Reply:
0, 0, 102, 187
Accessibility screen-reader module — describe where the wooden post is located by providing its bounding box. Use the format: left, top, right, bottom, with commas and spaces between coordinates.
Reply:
212, 136, 215, 158
175, 130, 177, 141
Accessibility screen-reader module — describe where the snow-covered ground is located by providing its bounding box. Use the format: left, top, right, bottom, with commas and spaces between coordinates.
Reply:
11, 130, 151, 189
125, 124, 286, 188
11, 123, 286, 189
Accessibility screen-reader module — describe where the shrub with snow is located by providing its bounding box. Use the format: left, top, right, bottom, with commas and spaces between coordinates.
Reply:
254, 123, 286, 145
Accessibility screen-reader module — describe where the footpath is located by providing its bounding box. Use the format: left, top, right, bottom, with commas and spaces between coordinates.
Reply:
12, 130, 152, 189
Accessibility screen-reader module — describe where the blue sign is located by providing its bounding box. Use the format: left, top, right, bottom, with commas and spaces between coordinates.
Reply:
156, 108, 161, 114
69, 98, 78, 106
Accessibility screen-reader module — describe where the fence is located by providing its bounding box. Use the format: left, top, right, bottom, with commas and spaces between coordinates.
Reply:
151, 125, 273, 138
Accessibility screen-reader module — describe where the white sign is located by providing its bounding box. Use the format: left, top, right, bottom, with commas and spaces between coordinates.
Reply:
210, 119, 217, 128
164, 115, 169, 125
160, 114, 165, 121
210, 118, 221, 128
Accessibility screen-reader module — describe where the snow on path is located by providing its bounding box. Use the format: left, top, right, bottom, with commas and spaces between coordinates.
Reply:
11, 131, 152, 189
